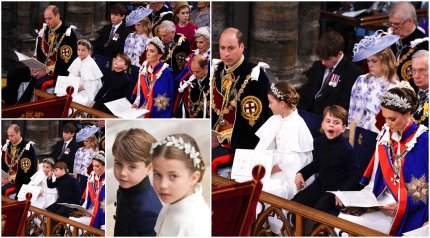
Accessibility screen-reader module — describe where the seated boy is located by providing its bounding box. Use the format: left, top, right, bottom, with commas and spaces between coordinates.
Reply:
91, 53, 132, 115
46, 162, 81, 218
292, 105, 361, 217
112, 128, 162, 236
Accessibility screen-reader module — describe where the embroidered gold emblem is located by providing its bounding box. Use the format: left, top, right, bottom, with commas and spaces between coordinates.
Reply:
406, 174, 428, 204
20, 158, 31, 173
154, 93, 170, 111
241, 96, 262, 126
401, 60, 412, 82
60, 45, 73, 63
358, 133, 363, 145
175, 52, 187, 71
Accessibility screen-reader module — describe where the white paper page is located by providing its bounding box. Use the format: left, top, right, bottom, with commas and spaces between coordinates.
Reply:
231, 149, 273, 183
328, 190, 381, 207
403, 224, 429, 237
104, 98, 149, 118
14, 51, 46, 70
342, 9, 367, 18
17, 184, 41, 202
54, 76, 80, 97
2, 170, 9, 179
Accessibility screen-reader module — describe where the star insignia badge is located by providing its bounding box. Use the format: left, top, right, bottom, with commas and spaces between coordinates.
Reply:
154, 93, 170, 111
406, 174, 428, 204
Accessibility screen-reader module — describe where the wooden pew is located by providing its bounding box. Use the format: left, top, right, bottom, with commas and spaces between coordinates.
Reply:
2, 87, 73, 118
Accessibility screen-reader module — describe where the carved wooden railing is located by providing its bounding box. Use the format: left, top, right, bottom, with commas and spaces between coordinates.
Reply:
212, 175, 388, 237
33, 89, 116, 118
2, 196, 104, 237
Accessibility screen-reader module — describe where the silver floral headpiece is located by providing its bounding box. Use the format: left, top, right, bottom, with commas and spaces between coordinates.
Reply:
77, 39, 93, 51
147, 37, 165, 54
270, 83, 284, 100
380, 92, 412, 110
92, 151, 105, 165
150, 136, 201, 168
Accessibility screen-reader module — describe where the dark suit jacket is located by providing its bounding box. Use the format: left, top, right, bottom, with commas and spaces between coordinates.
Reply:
298, 56, 362, 116
94, 21, 131, 58
52, 139, 80, 173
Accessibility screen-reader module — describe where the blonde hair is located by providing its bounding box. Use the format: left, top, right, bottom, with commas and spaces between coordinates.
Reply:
112, 128, 156, 166
85, 135, 98, 151
137, 17, 152, 37
365, 47, 398, 83
151, 134, 205, 182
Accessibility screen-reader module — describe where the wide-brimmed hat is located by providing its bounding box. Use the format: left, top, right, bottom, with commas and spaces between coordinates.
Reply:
126, 7, 152, 27
76, 125, 99, 142
352, 30, 400, 62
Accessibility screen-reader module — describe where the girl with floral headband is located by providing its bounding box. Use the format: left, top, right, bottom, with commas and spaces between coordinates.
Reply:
131, 37, 175, 118
67, 39, 103, 107
254, 82, 314, 234
151, 134, 210, 236
338, 84, 429, 235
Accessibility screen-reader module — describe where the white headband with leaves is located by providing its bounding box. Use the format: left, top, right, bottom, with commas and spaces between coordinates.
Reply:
270, 83, 284, 100
150, 136, 201, 168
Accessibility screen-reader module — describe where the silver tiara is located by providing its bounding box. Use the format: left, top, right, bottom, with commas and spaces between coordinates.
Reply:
147, 37, 165, 54
270, 83, 284, 100
77, 39, 92, 50
380, 92, 412, 110
150, 136, 201, 168
92, 151, 105, 165
42, 158, 55, 165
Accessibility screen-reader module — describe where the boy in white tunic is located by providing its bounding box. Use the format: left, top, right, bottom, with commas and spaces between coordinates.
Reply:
151, 134, 210, 237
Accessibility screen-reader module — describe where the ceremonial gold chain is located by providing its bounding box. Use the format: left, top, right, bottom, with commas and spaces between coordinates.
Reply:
395, 48, 415, 67
187, 86, 210, 118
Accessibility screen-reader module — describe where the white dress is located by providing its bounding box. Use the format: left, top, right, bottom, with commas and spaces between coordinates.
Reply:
154, 184, 210, 237
255, 110, 314, 233
20, 169, 58, 209
68, 56, 103, 106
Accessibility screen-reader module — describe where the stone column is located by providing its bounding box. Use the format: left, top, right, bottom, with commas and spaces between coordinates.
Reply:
295, 2, 321, 88
26, 121, 50, 159
66, 2, 94, 40
92, 2, 109, 41
16, 3, 36, 55
249, 2, 298, 82
211, 2, 227, 59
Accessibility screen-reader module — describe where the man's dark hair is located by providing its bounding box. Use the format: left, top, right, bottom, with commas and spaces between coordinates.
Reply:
315, 31, 344, 59
220, 27, 244, 45
62, 122, 77, 134
110, 3, 127, 16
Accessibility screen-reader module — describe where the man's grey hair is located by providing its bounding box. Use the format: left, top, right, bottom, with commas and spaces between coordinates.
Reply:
389, 2, 417, 23
158, 20, 176, 33
412, 50, 429, 65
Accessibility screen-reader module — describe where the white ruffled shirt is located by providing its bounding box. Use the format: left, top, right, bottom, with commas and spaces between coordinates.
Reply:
19, 169, 58, 209
154, 184, 210, 237
68, 56, 103, 106
255, 110, 314, 199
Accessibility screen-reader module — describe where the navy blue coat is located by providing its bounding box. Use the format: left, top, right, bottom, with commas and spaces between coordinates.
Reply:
114, 176, 162, 236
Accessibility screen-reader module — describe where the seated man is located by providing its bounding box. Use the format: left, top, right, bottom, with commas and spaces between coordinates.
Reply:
2, 124, 37, 198
174, 54, 210, 118
158, 20, 191, 76
298, 31, 362, 116
2, 5, 77, 106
